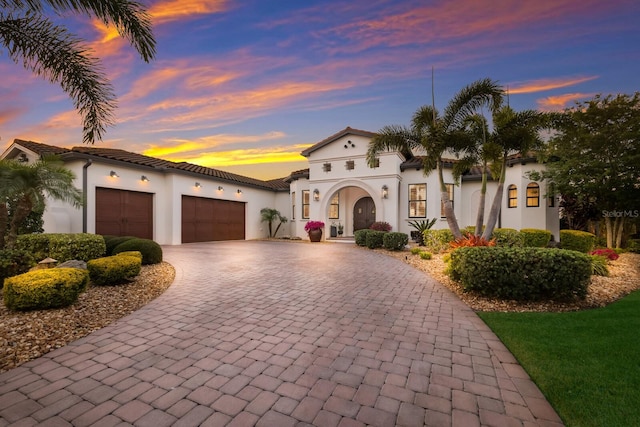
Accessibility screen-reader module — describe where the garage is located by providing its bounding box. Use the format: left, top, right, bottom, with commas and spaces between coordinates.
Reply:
181, 195, 245, 243
95, 187, 153, 239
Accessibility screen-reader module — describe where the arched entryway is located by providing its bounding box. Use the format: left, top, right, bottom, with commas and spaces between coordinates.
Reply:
353, 197, 375, 231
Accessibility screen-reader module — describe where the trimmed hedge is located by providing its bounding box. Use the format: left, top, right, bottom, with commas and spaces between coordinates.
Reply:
16, 233, 106, 262
491, 228, 524, 247
4, 268, 89, 311
112, 238, 162, 265
366, 230, 385, 249
520, 228, 552, 247
116, 251, 143, 261
0, 249, 35, 285
449, 247, 591, 301
103, 235, 137, 256
423, 229, 454, 253
87, 255, 142, 285
383, 232, 409, 251
354, 229, 371, 247
560, 230, 596, 253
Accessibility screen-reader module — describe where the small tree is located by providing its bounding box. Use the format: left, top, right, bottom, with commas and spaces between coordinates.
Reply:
260, 208, 288, 238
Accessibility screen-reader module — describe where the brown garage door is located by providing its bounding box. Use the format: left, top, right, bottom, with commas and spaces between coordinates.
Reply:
182, 195, 245, 243
96, 187, 153, 239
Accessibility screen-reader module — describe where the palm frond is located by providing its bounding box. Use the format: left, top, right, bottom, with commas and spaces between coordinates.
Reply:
442, 78, 503, 130
367, 125, 418, 167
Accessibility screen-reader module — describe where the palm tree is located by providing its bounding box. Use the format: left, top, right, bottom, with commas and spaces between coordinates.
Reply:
260, 208, 288, 238
0, 156, 82, 249
480, 106, 548, 240
367, 78, 503, 239
0, 0, 156, 144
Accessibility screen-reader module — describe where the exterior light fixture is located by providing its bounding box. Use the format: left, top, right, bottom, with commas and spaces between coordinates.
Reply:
382, 185, 389, 199
110, 171, 119, 178
195, 182, 202, 188
237, 189, 242, 194
313, 189, 320, 201
218, 186, 224, 191
141, 175, 149, 182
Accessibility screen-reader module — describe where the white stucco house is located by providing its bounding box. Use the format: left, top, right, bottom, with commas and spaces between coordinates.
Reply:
1, 127, 559, 244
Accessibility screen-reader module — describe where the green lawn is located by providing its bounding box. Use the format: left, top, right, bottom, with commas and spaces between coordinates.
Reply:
478, 290, 640, 427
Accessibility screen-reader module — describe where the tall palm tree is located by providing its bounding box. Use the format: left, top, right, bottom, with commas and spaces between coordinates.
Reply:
480, 106, 548, 240
0, 0, 156, 143
0, 156, 82, 249
367, 78, 503, 239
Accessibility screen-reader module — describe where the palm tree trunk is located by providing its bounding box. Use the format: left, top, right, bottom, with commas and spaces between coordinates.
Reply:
439, 160, 462, 239
614, 217, 625, 249
474, 160, 488, 236
605, 216, 613, 248
6, 196, 32, 250
482, 155, 507, 240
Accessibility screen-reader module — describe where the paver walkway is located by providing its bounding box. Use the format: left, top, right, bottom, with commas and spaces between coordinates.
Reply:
0, 241, 563, 426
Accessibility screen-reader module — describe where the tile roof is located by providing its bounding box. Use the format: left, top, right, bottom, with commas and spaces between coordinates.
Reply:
10, 139, 288, 191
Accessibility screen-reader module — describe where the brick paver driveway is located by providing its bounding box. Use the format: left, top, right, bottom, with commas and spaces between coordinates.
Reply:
0, 241, 563, 426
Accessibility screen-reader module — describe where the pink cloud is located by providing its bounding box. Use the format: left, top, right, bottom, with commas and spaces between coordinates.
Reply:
537, 93, 596, 111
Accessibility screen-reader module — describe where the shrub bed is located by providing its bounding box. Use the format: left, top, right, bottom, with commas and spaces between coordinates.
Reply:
16, 233, 105, 262
449, 247, 591, 301
383, 232, 408, 251
4, 268, 89, 311
87, 255, 142, 285
423, 229, 454, 253
491, 228, 524, 247
0, 249, 35, 285
520, 228, 552, 247
560, 230, 596, 253
112, 238, 163, 265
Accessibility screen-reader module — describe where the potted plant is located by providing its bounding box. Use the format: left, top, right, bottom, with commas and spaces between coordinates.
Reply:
337, 223, 344, 236
305, 220, 325, 242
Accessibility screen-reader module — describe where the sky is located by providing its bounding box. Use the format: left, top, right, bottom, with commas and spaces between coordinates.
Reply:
1, 0, 639, 180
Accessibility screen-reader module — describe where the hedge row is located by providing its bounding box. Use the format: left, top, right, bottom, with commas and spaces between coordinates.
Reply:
16, 233, 106, 262
355, 230, 409, 251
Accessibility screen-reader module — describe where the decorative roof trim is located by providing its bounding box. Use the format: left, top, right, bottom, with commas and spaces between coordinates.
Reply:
300, 126, 377, 157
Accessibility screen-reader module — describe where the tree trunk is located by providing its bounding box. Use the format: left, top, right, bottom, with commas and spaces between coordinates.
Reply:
474, 160, 488, 236
439, 160, 462, 239
614, 216, 625, 249
5, 196, 32, 250
605, 216, 613, 248
482, 155, 507, 240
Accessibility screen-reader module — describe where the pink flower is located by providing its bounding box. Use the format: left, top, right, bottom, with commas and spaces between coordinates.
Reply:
304, 221, 325, 232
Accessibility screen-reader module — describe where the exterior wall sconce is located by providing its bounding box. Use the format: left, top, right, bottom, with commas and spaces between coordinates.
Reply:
382, 185, 389, 199
313, 189, 320, 201
195, 182, 202, 188
110, 171, 119, 178
218, 186, 224, 191
141, 175, 149, 182
237, 189, 242, 194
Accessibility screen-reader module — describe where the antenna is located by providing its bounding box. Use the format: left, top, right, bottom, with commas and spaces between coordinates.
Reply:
506, 85, 510, 107
431, 67, 436, 125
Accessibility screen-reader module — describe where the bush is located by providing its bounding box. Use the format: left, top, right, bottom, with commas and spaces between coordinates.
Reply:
87, 255, 142, 285
491, 228, 524, 247
520, 228, 552, 247
450, 235, 496, 248
627, 239, 640, 253
116, 251, 143, 261
419, 251, 432, 260
590, 248, 619, 261
0, 249, 35, 285
103, 235, 137, 255
16, 233, 106, 262
590, 255, 609, 276
112, 238, 163, 265
383, 232, 409, 251
448, 247, 591, 301
4, 268, 89, 311
370, 221, 392, 232
354, 229, 371, 247
365, 230, 385, 249
423, 229, 454, 253
408, 219, 437, 246
410, 247, 422, 255
560, 230, 597, 253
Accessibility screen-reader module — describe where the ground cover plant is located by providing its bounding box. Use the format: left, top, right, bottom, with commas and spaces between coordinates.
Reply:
478, 291, 640, 427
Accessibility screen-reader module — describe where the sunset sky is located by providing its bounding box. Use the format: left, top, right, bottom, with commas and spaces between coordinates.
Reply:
1, 0, 638, 179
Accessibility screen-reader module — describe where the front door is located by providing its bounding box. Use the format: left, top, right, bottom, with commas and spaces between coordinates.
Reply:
353, 197, 375, 231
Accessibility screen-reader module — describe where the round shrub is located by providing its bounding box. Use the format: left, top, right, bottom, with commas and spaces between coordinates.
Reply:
370, 221, 391, 232
491, 228, 524, 247
383, 232, 409, 251
560, 230, 596, 253
87, 255, 142, 285
520, 228, 552, 247
4, 268, 89, 311
112, 238, 163, 265
366, 230, 385, 249
419, 251, 432, 260
103, 235, 137, 256
0, 249, 35, 286
354, 229, 371, 247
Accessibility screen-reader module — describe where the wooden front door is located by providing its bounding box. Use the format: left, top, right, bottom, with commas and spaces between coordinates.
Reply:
353, 197, 375, 231
95, 187, 153, 239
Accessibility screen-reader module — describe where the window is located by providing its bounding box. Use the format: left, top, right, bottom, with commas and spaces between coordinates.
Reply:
302, 190, 310, 219
345, 160, 355, 170
323, 163, 332, 172
508, 185, 518, 208
329, 193, 339, 219
440, 183, 454, 217
291, 191, 296, 220
369, 158, 380, 168
408, 184, 426, 217
526, 183, 540, 207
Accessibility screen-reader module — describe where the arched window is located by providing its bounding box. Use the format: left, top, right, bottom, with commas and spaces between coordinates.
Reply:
508, 185, 517, 208
526, 183, 540, 207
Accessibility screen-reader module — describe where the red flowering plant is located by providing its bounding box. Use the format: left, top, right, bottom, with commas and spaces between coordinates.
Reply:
304, 221, 325, 233
589, 248, 619, 261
